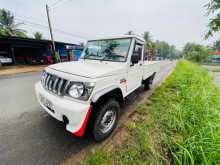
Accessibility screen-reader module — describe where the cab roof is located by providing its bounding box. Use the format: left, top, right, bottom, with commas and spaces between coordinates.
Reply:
88, 35, 145, 43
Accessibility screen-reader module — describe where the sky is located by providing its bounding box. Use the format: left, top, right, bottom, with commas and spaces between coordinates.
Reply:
0, 0, 219, 49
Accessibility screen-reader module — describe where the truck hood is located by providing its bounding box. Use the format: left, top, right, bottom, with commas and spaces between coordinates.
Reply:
48, 60, 126, 79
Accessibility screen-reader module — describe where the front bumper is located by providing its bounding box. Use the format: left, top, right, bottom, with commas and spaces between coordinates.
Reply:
35, 82, 91, 136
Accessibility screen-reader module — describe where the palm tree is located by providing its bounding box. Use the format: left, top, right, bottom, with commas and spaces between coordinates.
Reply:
143, 32, 151, 43
125, 30, 134, 35
0, 9, 27, 37
143, 31, 157, 60
34, 32, 43, 40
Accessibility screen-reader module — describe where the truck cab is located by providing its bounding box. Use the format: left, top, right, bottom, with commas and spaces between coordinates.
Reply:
35, 35, 160, 141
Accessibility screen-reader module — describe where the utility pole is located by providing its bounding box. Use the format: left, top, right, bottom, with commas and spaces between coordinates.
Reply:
46, 4, 56, 63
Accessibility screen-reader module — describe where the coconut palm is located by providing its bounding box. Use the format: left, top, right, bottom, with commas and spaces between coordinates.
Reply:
143, 31, 157, 60
34, 32, 43, 40
0, 9, 27, 37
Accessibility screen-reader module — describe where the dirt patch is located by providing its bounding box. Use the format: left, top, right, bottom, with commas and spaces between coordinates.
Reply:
0, 65, 47, 76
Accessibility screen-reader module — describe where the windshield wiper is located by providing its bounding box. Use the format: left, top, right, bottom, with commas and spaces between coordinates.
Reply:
101, 54, 124, 61
82, 54, 104, 61
82, 54, 96, 59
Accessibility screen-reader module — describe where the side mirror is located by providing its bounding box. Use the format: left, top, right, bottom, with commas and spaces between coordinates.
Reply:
131, 54, 139, 64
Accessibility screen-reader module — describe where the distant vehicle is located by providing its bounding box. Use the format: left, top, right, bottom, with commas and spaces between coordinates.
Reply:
35, 35, 162, 141
0, 56, 12, 65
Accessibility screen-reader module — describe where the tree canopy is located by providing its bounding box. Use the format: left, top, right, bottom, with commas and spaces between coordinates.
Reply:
143, 32, 151, 43
143, 31, 157, 60
0, 8, 27, 37
155, 41, 180, 60
205, 0, 220, 38
125, 30, 135, 35
183, 43, 210, 62
143, 31, 180, 60
213, 39, 220, 50
34, 32, 43, 40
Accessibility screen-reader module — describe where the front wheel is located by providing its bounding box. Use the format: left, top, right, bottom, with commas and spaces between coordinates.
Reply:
92, 99, 120, 141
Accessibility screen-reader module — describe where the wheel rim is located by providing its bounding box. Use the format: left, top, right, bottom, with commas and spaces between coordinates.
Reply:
99, 109, 116, 134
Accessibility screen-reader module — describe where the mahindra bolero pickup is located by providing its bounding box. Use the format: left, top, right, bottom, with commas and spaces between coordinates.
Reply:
35, 35, 161, 141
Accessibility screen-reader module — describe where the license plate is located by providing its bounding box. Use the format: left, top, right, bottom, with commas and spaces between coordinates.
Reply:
39, 94, 53, 111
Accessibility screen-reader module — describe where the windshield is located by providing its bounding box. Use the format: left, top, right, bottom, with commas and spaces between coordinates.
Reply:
81, 38, 131, 62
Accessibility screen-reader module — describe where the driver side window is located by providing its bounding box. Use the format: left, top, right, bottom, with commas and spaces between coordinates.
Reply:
131, 42, 143, 64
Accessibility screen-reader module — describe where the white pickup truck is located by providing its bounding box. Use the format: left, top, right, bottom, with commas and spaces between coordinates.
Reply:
35, 35, 161, 141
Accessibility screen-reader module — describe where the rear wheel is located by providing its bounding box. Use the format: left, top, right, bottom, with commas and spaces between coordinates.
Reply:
144, 73, 156, 90
92, 99, 120, 141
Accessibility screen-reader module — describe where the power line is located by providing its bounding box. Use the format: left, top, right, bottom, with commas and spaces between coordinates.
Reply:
15, 17, 48, 29
3, 7, 47, 25
4, 7, 88, 41
50, 0, 66, 8
15, 17, 88, 40
49, 0, 72, 10
16, 21, 82, 42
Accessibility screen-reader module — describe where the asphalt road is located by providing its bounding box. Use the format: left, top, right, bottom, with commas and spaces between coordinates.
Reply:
0, 61, 175, 165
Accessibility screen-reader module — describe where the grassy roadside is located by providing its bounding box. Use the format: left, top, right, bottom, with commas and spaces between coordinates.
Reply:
83, 60, 220, 165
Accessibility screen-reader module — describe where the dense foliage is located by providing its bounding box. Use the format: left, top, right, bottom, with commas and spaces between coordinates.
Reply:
143, 32, 157, 60
143, 31, 180, 60
0, 8, 27, 37
206, 0, 220, 38
33, 32, 43, 40
183, 42, 210, 62
155, 40, 180, 60
213, 39, 220, 50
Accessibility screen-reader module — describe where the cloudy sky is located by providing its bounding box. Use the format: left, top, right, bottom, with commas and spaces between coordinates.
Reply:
0, 0, 219, 49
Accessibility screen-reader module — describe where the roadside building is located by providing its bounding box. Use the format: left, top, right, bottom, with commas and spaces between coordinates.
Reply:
0, 36, 83, 65
208, 51, 220, 63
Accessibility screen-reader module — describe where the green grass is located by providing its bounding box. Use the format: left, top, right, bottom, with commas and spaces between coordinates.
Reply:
83, 60, 220, 165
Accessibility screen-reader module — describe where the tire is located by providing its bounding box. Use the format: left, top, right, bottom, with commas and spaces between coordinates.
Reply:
92, 99, 120, 141
144, 73, 156, 90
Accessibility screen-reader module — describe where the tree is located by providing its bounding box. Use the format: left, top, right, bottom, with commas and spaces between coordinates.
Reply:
213, 39, 220, 50
155, 41, 170, 59
143, 31, 157, 60
34, 32, 43, 40
0, 28, 6, 35
155, 41, 180, 60
183, 43, 210, 62
205, 0, 220, 38
143, 32, 151, 43
169, 45, 181, 59
0, 8, 27, 37
125, 30, 134, 35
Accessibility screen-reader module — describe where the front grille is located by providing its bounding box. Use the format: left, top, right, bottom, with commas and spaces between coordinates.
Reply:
41, 72, 71, 96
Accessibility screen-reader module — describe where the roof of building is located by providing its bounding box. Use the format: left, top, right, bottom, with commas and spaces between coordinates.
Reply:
0, 36, 79, 46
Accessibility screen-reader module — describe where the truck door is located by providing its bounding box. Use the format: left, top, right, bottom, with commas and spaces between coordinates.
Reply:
127, 40, 143, 93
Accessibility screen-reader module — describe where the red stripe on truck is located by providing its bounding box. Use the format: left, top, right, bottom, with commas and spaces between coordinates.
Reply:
73, 105, 93, 137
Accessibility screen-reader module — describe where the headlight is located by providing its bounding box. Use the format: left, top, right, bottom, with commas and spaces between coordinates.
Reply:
68, 83, 84, 98
68, 82, 95, 100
